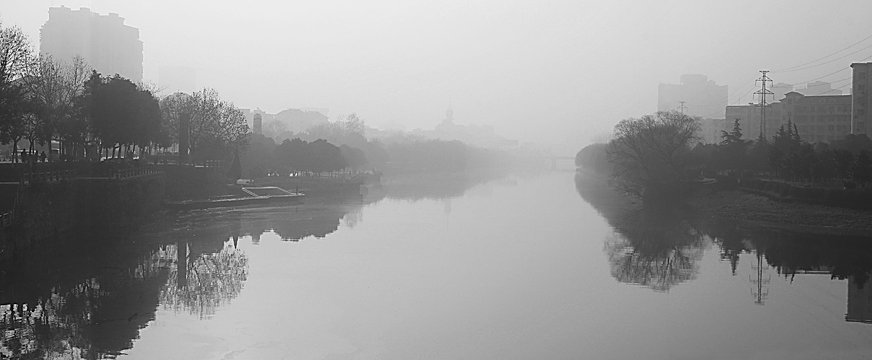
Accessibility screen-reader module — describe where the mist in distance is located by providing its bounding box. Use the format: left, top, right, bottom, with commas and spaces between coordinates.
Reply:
5, 0, 872, 153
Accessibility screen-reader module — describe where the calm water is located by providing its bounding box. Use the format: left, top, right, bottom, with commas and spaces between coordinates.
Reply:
3, 171, 872, 359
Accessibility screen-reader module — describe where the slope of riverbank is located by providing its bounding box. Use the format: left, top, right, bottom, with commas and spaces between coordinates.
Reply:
574, 169, 872, 237
688, 186, 872, 236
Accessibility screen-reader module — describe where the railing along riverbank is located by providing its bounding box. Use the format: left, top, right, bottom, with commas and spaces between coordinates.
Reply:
22, 169, 77, 184
1, 163, 167, 234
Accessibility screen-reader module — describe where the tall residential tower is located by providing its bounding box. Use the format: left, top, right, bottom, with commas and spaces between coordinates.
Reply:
658, 74, 728, 118
40, 6, 143, 82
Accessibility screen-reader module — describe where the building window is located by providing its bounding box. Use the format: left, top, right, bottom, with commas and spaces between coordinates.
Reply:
860, 85, 866, 92
828, 125, 835, 131
861, 72, 868, 78
859, 109, 866, 116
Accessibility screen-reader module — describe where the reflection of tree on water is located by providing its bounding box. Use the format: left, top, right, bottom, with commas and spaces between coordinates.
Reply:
604, 206, 706, 292
160, 240, 249, 319
576, 171, 705, 291
1, 216, 252, 357
1, 240, 172, 359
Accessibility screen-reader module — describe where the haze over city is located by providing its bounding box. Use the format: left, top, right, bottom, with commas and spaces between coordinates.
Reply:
3, 0, 871, 150
8, 1, 872, 359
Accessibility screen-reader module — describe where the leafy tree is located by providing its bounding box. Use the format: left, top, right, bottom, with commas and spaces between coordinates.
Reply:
228, 150, 241, 180
766, 146, 782, 173
308, 139, 346, 174
340, 144, 368, 172
240, 133, 276, 178
853, 150, 872, 188
716, 119, 750, 171
88, 74, 142, 156
747, 138, 771, 173
772, 120, 801, 154
833, 149, 854, 185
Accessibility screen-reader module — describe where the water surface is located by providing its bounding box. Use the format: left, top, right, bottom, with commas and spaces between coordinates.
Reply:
2, 172, 872, 359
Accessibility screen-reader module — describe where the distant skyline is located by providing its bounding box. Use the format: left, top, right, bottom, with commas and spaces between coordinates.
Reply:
4, 0, 872, 152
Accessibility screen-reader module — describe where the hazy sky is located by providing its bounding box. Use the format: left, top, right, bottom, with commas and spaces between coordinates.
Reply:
4, 0, 872, 151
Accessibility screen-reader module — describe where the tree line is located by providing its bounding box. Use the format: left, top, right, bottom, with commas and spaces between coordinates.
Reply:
576, 110, 872, 200
0, 23, 248, 163
242, 114, 514, 178
692, 120, 872, 188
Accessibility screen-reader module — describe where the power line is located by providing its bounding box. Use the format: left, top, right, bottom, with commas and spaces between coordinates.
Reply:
773, 33, 872, 72
774, 42, 872, 74
787, 52, 872, 87
817, 81, 853, 95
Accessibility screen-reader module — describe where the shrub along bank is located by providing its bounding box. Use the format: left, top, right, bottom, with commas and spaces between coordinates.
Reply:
729, 178, 872, 211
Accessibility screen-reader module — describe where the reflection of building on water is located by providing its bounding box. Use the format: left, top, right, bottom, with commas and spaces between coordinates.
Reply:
847, 275, 872, 324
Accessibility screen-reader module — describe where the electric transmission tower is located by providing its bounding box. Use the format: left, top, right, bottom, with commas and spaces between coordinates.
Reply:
749, 250, 771, 305
753, 70, 773, 139
678, 101, 688, 114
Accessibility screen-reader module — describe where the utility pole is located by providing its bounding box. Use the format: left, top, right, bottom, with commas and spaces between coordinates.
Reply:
678, 101, 688, 114
754, 70, 773, 140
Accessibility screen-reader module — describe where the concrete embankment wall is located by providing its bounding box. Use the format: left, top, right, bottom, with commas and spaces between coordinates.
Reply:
160, 165, 226, 200
0, 173, 166, 259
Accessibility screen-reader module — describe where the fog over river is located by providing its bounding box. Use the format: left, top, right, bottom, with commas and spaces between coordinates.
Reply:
3, 171, 872, 359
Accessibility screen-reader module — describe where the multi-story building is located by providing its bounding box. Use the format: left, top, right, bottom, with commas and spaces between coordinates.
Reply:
658, 74, 728, 118
724, 103, 782, 141
771, 83, 794, 103
780, 92, 852, 143
253, 114, 263, 135
698, 118, 727, 144
851, 62, 872, 135
40, 6, 143, 82
724, 92, 851, 143
797, 81, 842, 96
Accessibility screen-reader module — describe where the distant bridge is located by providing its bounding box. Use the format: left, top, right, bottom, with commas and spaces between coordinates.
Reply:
546, 156, 575, 170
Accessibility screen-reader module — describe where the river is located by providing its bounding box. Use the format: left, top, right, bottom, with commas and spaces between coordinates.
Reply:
2, 171, 872, 359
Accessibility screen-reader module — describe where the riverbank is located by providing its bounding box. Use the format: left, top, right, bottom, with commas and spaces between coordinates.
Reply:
688, 185, 872, 237
574, 169, 872, 237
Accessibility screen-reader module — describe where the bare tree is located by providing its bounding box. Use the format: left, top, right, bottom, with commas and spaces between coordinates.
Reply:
0, 23, 35, 161
161, 89, 250, 161
607, 111, 700, 199
23, 55, 91, 156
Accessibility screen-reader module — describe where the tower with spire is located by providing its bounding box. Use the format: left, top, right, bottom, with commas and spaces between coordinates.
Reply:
444, 99, 454, 125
